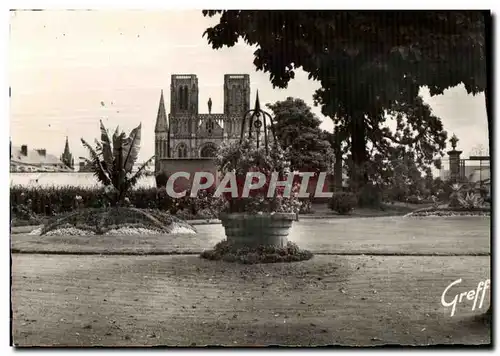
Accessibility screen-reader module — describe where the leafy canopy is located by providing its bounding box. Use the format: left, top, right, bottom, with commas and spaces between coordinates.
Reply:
203, 11, 485, 98
266, 97, 334, 174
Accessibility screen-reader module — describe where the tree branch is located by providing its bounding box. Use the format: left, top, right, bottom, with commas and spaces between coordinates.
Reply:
378, 127, 426, 145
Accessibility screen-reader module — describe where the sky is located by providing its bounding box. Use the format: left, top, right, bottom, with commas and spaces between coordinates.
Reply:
9, 10, 490, 165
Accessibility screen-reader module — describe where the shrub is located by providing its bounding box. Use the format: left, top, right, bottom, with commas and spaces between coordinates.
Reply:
299, 198, 313, 214
406, 195, 422, 204
357, 184, 382, 208
328, 192, 357, 215
437, 189, 447, 202
458, 192, 484, 210
478, 186, 490, 199
447, 183, 464, 208
385, 186, 409, 203
155, 172, 169, 188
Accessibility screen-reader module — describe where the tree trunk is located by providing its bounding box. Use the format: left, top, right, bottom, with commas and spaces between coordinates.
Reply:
350, 111, 368, 191
333, 128, 343, 191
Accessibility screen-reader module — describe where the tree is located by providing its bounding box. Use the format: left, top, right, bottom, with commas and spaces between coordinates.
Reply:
202, 11, 487, 188
80, 120, 155, 206
368, 146, 430, 202
470, 144, 489, 157
266, 97, 334, 174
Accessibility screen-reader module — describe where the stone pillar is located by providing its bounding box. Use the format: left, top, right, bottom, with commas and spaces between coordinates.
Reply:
448, 150, 462, 183
447, 134, 462, 183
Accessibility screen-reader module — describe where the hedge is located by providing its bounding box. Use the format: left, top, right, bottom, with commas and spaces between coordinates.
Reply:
10, 185, 314, 223
10, 185, 221, 219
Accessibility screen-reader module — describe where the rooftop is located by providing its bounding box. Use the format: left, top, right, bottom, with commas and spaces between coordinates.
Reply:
11, 145, 66, 167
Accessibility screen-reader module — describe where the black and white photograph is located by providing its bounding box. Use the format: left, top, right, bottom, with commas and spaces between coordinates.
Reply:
8, 7, 492, 348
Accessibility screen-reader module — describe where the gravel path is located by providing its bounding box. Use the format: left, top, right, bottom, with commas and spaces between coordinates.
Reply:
12, 254, 490, 346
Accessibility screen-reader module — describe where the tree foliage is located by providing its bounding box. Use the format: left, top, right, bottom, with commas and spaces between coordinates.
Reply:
266, 97, 334, 173
203, 11, 485, 96
202, 10, 487, 187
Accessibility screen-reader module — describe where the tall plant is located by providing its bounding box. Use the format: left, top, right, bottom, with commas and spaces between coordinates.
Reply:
80, 120, 155, 206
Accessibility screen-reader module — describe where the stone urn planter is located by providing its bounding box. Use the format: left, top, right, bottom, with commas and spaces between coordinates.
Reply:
200, 94, 313, 264
220, 212, 296, 248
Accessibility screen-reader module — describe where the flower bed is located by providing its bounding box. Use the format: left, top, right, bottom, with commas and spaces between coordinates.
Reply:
200, 240, 313, 264
37, 207, 196, 236
405, 206, 490, 217
405, 190, 490, 217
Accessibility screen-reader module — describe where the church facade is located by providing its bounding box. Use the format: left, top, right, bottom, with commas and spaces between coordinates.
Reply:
154, 74, 251, 181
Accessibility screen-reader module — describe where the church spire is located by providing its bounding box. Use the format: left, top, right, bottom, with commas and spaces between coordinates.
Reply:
61, 136, 74, 170
63, 136, 70, 155
155, 90, 168, 133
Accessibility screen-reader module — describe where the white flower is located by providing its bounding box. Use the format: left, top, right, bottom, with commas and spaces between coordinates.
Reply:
75, 195, 83, 201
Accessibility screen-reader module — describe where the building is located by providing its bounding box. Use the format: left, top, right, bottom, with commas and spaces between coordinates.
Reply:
10, 142, 72, 173
153, 74, 338, 197
154, 74, 251, 186
78, 161, 94, 172
155, 74, 250, 163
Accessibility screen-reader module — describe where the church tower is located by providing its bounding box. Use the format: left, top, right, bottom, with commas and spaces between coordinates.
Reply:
170, 74, 199, 114
154, 90, 168, 172
169, 75, 199, 158
60, 136, 74, 170
223, 74, 250, 138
